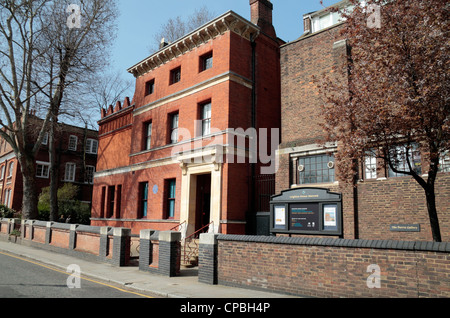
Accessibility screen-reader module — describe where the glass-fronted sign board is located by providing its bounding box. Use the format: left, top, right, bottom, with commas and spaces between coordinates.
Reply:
290, 203, 319, 231
270, 188, 342, 236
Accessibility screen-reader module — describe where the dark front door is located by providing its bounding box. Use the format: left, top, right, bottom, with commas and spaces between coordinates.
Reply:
195, 173, 211, 232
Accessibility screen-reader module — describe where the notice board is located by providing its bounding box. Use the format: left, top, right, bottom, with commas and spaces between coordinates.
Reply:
270, 188, 342, 236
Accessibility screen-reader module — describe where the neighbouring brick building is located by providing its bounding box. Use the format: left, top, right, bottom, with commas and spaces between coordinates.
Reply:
275, 0, 450, 241
91, 0, 283, 236
0, 119, 98, 213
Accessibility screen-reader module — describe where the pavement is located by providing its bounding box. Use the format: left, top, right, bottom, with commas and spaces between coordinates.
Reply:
0, 240, 298, 299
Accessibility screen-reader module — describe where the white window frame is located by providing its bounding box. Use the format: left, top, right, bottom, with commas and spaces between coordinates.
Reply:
4, 188, 11, 207
36, 162, 50, 179
201, 102, 211, 137
170, 112, 179, 144
7, 162, 14, 178
387, 144, 421, 178
439, 151, 450, 172
42, 132, 49, 145
364, 152, 377, 179
84, 165, 95, 184
68, 135, 78, 151
85, 138, 98, 154
0, 165, 5, 180
145, 122, 152, 150
65, 163, 76, 182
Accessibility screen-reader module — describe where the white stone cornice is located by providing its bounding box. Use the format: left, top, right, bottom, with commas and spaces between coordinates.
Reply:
127, 11, 260, 78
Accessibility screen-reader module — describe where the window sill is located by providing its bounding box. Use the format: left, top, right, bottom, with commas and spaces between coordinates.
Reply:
291, 181, 339, 188
91, 217, 179, 223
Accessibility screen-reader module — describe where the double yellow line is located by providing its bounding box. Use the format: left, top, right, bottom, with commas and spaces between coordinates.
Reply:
0, 251, 153, 298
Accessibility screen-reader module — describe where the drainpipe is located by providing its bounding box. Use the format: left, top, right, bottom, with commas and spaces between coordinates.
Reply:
346, 43, 359, 239
1, 159, 7, 204
248, 33, 257, 234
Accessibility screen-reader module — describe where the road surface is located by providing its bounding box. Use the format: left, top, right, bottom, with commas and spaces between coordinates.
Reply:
0, 251, 156, 298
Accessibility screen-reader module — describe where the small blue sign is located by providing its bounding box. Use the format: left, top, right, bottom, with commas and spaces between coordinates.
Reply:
152, 185, 158, 194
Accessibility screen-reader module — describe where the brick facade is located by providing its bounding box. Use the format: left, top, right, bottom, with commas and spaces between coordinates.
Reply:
0, 120, 98, 213
92, 1, 283, 236
276, 4, 450, 241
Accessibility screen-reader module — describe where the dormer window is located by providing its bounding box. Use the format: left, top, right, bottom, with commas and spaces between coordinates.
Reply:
311, 11, 342, 32
305, 3, 355, 34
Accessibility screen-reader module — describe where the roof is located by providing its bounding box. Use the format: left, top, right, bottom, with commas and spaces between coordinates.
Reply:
127, 11, 260, 78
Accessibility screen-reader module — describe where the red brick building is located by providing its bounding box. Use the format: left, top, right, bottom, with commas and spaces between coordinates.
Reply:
91, 0, 283, 236
0, 121, 98, 213
275, 0, 450, 241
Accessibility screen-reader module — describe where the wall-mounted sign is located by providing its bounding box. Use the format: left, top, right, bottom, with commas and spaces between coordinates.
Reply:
390, 224, 420, 232
270, 188, 342, 236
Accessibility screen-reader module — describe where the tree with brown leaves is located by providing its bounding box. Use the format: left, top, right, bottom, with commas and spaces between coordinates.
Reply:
316, 0, 449, 241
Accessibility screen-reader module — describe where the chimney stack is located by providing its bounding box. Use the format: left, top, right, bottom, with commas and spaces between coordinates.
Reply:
249, 0, 276, 38
159, 37, 168, 49
303, 16, 312, 35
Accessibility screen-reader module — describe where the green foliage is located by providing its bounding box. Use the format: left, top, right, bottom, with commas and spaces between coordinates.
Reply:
0, 204, 16, 218
58, 200, 91, 225
10, 229, 21, 236
38, 183, 91, 225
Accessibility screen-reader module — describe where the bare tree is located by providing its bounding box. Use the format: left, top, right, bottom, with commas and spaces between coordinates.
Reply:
149, 6, 216, 52
0, 0, 118, 220
88, 71, 134, 115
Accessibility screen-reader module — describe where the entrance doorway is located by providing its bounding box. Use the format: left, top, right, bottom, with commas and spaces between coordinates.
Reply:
195, 173, 211, 232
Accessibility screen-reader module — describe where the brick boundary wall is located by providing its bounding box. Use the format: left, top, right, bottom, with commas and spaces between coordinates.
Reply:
139, 230, 181, 277
198, 233, 219, 285
0, 219, 182, 276
199, 234, 450, 298
0, 218, 130, 267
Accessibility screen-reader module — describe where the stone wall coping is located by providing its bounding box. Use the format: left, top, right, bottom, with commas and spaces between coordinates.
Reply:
113, 227, 131, 237
150, 231, 159, 241
159, 231, 181, 242
9, 218, 115, 236
140, 229, 156, 240
216, 235, 450, 253
51, 223, 73, 231
200, 233, 219, 245
32, 220, 49, 228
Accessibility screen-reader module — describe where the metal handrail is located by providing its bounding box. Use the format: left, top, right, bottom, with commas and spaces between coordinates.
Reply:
181, 221, 213, 266
170, 220, 186, 232
186, 221, 213, 240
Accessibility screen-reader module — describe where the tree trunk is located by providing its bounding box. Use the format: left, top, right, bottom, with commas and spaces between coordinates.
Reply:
49, 118, 59, 221
424, 186, 442, 242
19, 155, 39, 220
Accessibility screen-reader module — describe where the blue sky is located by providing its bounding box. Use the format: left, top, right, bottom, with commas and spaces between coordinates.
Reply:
111, 0, 337, 81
